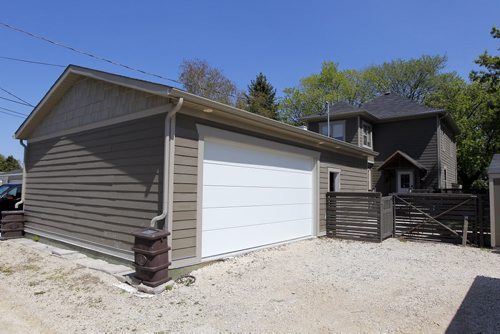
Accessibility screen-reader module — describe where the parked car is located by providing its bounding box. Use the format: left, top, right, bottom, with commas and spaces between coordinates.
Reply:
0, 183, 22, 212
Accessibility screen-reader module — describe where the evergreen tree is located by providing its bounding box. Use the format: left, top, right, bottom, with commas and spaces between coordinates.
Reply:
245, 73, 278, 119
0, 155, 21, 172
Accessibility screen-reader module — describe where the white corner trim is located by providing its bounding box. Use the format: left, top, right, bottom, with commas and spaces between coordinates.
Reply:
490, 177, 497, 248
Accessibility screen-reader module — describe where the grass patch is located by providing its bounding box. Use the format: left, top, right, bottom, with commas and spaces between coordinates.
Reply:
0, 265, 13, 275
22, 263, 41, 272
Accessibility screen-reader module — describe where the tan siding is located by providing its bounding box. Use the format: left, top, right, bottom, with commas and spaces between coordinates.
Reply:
319, 152, 368, 233
31, 77, 168, 138
171, 116, 199, 260
25, 115, 164, 259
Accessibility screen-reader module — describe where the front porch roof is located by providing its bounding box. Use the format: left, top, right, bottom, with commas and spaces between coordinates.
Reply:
378, 150, 427, 172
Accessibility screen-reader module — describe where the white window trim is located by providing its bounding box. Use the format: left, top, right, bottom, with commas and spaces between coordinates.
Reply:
327, 168, 341, 192
319, 120, 346, 141
361, 120, 373, 149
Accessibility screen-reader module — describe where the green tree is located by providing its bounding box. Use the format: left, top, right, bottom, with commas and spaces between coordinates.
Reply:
179, 59, 238, 105
279, 62, 371, 124
426, 27, 500, 190
245, 73, 278, 119
0, 154, 21, 172
362, 55, 459, 103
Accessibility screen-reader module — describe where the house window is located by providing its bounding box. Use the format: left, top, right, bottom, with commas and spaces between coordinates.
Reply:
328, 169, 341, 192
319, 121, 345, 141
361, 121, 372, 149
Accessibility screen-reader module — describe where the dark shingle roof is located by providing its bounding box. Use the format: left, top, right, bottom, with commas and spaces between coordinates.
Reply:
489, 154, 500, 174
328, 101, 364, 114
300, 101, 370, 121
361, 92, 441, 119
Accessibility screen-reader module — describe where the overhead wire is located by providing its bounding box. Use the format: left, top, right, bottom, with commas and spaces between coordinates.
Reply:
0, 21, 243, 100
0, 95, 32, 107
0, 105, 29, 116
0, 55, 65, 68
0, 109, 25, 119
0, 85, 34, 107
0, 21, 183, 86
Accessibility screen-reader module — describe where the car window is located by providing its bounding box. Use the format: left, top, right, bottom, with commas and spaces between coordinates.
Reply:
0, 185, 9, 196
2, 186, 18, 199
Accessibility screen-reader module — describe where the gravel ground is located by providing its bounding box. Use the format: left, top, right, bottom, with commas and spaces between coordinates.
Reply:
0, 237, 499, 333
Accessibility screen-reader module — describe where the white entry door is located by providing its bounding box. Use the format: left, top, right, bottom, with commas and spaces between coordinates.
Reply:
397, 170, 414, 193
201, 135, 315, 258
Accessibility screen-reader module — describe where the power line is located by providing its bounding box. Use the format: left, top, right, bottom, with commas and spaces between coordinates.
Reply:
0, 55, 65, 68
0, 84, 34, 107
0, 95, 32, 107
0, 109, 25, 119
0, 21, 183, 86
0, 105, 29, 116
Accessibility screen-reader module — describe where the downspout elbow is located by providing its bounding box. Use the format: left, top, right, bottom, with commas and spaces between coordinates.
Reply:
15, 139, 27, 209
150, 97, 184, 228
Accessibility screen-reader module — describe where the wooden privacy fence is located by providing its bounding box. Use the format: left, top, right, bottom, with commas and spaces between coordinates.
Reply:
393, 193, 490, 247
326, 192, 394, 242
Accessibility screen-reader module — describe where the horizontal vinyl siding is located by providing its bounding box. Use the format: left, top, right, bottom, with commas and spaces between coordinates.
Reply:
25, 115, 164, 258
319, 152, 368, 233
172, 116, 199, 260
440, 121, 457, 187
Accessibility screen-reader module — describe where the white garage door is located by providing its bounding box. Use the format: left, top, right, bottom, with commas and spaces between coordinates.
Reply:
202, 135, 315, 258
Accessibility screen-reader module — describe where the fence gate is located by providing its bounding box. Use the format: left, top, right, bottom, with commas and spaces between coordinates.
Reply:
393, 193, 489, 246
326, 192, 393, 242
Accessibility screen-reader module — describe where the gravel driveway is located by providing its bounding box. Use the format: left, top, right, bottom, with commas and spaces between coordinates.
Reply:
0, 237, 499, 333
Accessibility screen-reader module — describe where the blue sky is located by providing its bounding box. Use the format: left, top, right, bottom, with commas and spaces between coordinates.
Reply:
0, 0, 498, 160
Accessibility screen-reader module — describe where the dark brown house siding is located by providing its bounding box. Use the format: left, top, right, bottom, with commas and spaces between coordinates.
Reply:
439, 120, 458, 188
371, 117, 438, 194
24, 115, 164, 259
307, 117, 359, 146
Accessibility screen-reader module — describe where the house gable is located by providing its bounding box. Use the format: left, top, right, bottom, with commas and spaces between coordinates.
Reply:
31, 77, 170, 139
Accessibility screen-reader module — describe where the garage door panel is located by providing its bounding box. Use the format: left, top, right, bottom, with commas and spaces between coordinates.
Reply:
202, 136, 315, 258
202, 203, 313, 231
204, 138, 314, 172
202, 218, 312, 257
203, 186, 312, 208
203, 162, 312, 189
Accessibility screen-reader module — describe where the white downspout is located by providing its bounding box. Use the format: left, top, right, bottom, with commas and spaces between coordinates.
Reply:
15, 140, 27, 209
150, 97, 184, 229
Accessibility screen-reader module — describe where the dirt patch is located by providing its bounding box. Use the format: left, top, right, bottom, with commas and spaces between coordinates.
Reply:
0, 238, 499, 333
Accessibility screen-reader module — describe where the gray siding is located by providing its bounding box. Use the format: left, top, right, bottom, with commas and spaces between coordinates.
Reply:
371, 117, 438, 194
32, 77, 168, 138
307, 117, 359, 146
440, 120, 458, 188
319, 152, 368, 233
25, 115, 164, 258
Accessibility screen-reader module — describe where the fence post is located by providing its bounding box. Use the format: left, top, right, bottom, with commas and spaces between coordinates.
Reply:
379, 194, 383, 242
462, 216, 469, 247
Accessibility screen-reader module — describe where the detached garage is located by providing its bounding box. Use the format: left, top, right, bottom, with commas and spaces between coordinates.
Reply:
15, 65, 376, 268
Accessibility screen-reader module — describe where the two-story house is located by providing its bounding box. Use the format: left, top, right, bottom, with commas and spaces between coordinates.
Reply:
302, 93, 459, 194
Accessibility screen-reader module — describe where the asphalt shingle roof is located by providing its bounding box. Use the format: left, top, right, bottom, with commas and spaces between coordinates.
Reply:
361, 92, 441, 119
489, 154, 500, 174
